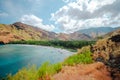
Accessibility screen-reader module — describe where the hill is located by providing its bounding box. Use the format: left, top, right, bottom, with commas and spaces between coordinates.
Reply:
76, 27, 120, 38
0, 22, 58, 43
57, 32, 92, 41
104, 28, 120, 38
0, 22, 92, 43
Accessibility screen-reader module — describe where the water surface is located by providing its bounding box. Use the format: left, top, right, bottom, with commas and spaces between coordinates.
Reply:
0, 44, 73, 77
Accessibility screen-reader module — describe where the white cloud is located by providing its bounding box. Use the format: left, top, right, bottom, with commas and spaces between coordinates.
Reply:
87, 0, 116, 13
62, 0, 75, 3
62, 0, 69, 3
51, 0, 120, 33
20, 14, 55, 31
0, 12, 8, 17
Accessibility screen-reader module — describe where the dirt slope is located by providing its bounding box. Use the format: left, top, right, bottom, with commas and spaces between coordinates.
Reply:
53, 62, 112, 80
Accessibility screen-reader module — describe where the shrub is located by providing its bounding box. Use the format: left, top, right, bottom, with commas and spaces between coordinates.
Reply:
63, 48, 93, 66
38, 62, 62, 80
6, 62, 62, 80
7, 65, 38, 80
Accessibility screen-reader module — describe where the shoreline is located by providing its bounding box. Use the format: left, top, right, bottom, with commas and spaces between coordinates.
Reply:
6, 43, 77, 52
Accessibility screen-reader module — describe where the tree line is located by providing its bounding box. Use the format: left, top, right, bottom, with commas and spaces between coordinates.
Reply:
9, 40, 95, 50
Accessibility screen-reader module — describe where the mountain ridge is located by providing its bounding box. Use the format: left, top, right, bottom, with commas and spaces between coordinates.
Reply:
76, 27, 120, 38
0, 22, 119, 43
0, 22, 91, 43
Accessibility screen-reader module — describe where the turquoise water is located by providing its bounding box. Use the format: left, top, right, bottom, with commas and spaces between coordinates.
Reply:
0, 44, 73, 77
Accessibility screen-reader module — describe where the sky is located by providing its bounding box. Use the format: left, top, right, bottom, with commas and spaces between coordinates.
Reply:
0, 0, 120, 33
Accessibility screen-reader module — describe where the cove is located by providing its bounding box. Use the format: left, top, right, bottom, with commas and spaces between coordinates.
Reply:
0, 44, 73, 77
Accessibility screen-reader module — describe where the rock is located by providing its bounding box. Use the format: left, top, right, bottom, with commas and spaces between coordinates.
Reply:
0, 41, 4, 44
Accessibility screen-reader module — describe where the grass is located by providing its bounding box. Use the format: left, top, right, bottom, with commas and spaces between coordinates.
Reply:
6, 62, 62, 80
38, 62, 62, 80
63, 47, 93, 66
7, 65, 38, 80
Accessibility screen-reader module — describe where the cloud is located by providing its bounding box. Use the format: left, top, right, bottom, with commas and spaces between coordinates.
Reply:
62, 0, 69, 3
0, 0, 44, 18
0, 12, 8, 17
20, 14, 55, 31
62, 0, 75, 3
51, 0, 120, 33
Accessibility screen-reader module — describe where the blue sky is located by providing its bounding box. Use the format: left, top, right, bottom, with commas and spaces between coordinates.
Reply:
0, 0, 120, 33
0, 0, 65, 24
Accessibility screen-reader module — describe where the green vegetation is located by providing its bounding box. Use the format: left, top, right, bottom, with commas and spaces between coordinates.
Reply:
7, 65, 38, 80
63, 46, 93, 66
38, 62, 62, 80
6, 62, 62, 80
9, 40, 95, 51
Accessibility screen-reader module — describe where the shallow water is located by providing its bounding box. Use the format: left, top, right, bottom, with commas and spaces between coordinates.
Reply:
0, 44, 73, 77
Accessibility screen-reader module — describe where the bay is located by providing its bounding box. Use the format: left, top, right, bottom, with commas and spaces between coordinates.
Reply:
0, 44, 73, 77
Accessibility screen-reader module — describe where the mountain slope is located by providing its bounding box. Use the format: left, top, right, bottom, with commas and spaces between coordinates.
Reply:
76, 27, 119, 38
104, 28, 120, 38
57, 32, 92, 41
0, 22, 92, 43
0, 22, 57, 43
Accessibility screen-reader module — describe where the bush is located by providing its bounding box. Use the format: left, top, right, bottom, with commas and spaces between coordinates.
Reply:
7, 62, 62, 80
38, 62, 62, 80
7, 65, 38, 80
63, 48, 93, 66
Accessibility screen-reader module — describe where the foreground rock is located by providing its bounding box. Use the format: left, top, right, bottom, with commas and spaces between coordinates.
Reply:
53, 62, 112, 80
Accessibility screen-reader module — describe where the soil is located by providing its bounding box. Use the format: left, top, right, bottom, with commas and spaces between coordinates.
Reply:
53, 62, 112, 80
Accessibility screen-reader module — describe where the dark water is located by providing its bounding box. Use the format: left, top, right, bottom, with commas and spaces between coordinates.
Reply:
0, 44, 73, 77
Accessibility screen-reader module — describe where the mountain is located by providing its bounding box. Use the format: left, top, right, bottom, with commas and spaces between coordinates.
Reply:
57, 32, 92, 41
1, 22, 119, 43
0, 22, 58, 43
0, 22, 91, 43
76, 27, 120, 38
104, 28, 120, 38
69, 32, 92, 40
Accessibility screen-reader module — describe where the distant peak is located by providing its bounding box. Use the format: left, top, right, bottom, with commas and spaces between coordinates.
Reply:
12, 22, 29, 30
12, 22, 25, 26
